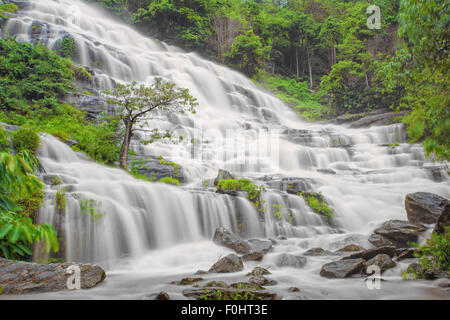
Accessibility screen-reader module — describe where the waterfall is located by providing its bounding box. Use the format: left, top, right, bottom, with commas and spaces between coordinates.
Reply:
2, 0, 449, 299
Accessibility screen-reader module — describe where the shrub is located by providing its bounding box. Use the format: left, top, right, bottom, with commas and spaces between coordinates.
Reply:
158, 176, 181, 186
298, 191, 334, 222
12, 128, 40, 153
0, 128, 9, 152
0, 3, 18, 18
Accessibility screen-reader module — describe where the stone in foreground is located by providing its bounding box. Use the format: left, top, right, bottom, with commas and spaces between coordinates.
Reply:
275, 253, 307, 269
405, 192, 448, 225
373, 220, 426, 247
0, 258, 106, 295
212, 227, 251, 254
320, 258, 366, 279
366, 254, 396, 273
209, 254, 243, 273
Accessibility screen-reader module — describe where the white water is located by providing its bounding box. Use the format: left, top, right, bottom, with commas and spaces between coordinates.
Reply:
2, 0, 449, 299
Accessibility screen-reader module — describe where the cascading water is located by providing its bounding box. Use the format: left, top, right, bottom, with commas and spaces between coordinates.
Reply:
2, 0, 449, 299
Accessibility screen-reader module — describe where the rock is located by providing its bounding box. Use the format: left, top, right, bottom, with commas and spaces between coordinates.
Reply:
337, 244, 366, 252
368, 234, 393, 247
248, 239, 273, 253
249, 276, 277, 286
275, 254, 307, 269
204, 281, 229, 288
155, 292, 170, 300
195, 270, 208, 275
349, 111, 407, 128
183, 288, 278, 300
433, 202, 450, 235
242, 251, 264, 261
303, 247, 338, 256
209, 254, 244, 273
342, 246, 397, 261
395, 248, 418, 261
320, 258, 366, 279
130, 154, 184, 182
405, 192, 448, 225
246, 267, 271, 276
214, 169, 235, 186
433, 278, 450, 288
366, 254, 397, 273
374, 220, 426, 247
0, 258, 105, 295
316, 168, 336, 175
230, 282, 264, 290
212, 227, 251, 254
288, 287, 300, 292
179, 277, 203, 285
265, 177, 313, 195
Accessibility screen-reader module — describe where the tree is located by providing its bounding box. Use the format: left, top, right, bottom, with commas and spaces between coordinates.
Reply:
104, 79, 197, 168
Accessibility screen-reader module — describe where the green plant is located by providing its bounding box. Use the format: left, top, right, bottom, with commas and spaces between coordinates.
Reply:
158, 176, 181, 186
55, 189, 67, 212
0, 3, 18, 18
52, 176, 62, 186
73, 66, 93, 82
12, 128, 40, 154
298, 191, 334, 222
55, 37, 77, 58
80, 200, 105, 220
0, 128, 9, 152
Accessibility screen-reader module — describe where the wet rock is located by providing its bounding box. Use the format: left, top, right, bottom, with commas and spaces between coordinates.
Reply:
130, 154, 184, 182
209, 254, 243, 273
395, 248, 418, 261
195, 270, 208, 275
366, 254, 397, 273
213, 169, 235, 186
246, 267, 271, 276
143, 291, 171, 300
204, 281, 229, 288
249, 276, 277, 286
212, 227, 251, 254
183, 288, 278, 300
337, 244, 366, 252
405, 192, 448, 225
433, 278, 450, 288
0, 258, 105, 295
349, 111, 407, 128
275, 254, 307, 269
230, 282, 264, 290
368, 234, 393, 247
342, 246, 397, 261
303, 247, 338, 256
374, 220, 426, 247
316, 168, 336, 175
265, 177, 313, 194
248, 239, 273, 253
179, 277, 203, 285
242, 251, 264, 262
288, 287, 300, 292
320, 258, 366, 279
433, 202, 450, 235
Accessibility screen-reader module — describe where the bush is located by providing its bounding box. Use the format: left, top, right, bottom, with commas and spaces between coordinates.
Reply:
12, 128, 40, 153
0, 3, 18, 18
0, 128, 9, 152
158, 176, 181, 186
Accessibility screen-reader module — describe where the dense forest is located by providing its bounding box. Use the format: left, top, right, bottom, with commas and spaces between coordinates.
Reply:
87, 0, 449, 160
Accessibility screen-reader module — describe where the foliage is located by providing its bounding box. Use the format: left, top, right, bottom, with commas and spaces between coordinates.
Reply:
12, 128, 40, 154
0, 151, 58, 260
216, 178, 266, 209
199, 283, 256, 300
103, 79, 197, 168
0, 3, 18, 18
55, 37, 77, 59
158, 176, 181, 186
0, 128, 9, 153
298, 191, 333, 222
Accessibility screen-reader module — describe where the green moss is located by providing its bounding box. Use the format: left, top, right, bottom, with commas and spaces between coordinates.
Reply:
216, 178, 266, 212
73, 66, 93, 82
0, 4, 18, 18
298, 191, 334, 222
157, 155, 180, 177
55, 189, 67, 212
12, 128, 40, 154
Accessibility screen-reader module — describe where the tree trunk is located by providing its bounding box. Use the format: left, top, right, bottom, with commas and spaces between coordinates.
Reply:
119, 118, 133, 169
307, 49, 313, 89
295, 46, 299, 78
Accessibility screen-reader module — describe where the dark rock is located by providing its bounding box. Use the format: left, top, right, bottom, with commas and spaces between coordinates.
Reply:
195, 270, 208, 275
349, 111, 407, 128
288, 287, 300, 292
0, 258, 105, 295
337, 244, 366, 252
366, 254, 396, 273
275, 254, 307, 269
130, 154, 184, 182
433, 278, 450, 288
204, 281, 229, 288
395, 248, 418, 261
246, 267, 271, 276
179, 277, 203, 285
317, 168, 336, 175
212, 227, 251, 254
368, 234, 393, 247
303, 247, 338, 256
320, 258, 366, 278
249, 276, 277, 286
265, 177, 313, 194
230, 282, 264, 290
214, 169, 235, 186
433, 202, 450, 235
242, 251, 264, 262
374, 220, 426, 247
342, 246, 397, 261
208, 254, 243, 273
405, 192, 448, 225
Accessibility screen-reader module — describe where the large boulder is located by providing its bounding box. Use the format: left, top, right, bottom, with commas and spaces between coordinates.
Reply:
368, 234, 393, 247
0, 258, 106, 295
342, 246, 397, 261
320, 258, 366, 279
275, 254, 307, 269
303, 247, 338, 256
374, 220, 426, 247
433, 202, 450, 235
366, 254, 396, 273
208, 254, 243, 273
212, 227, 251, 254
213, 169, 235, 186
405, 192, 448, 225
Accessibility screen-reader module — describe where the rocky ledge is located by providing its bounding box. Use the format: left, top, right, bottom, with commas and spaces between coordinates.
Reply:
0, 258, 106, 295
